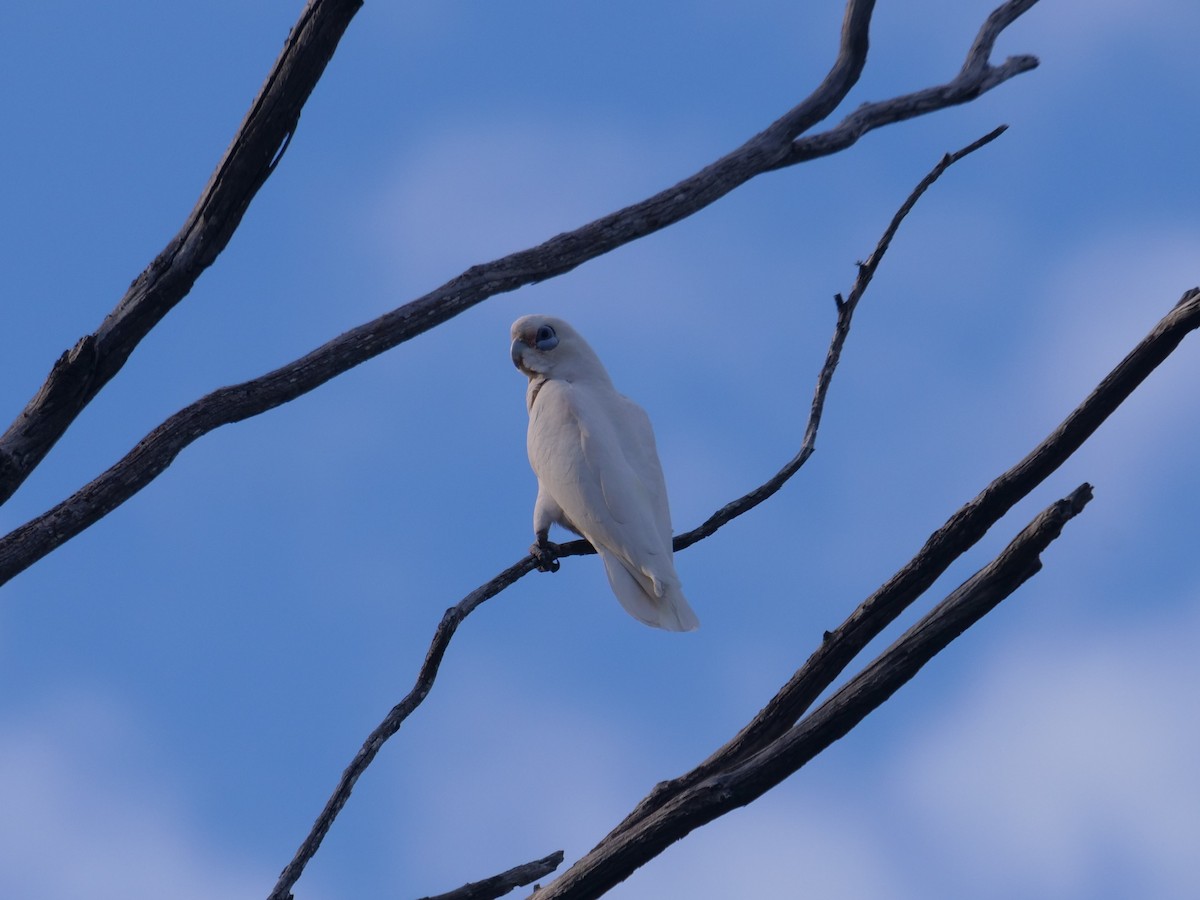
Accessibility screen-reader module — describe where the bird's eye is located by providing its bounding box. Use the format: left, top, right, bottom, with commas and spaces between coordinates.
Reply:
535, 324, 559, 351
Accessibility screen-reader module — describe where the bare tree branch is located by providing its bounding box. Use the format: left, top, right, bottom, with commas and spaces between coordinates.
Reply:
265, 128, 1010, 900
416, 852, 566, 900
0, 0, 364, 507
0, 0, 1042, 587
775, 0, 1038, 168
533, 484, 1093, 900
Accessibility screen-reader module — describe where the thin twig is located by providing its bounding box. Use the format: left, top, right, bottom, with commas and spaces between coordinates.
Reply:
534, 485, 1093, 900
675, 124, 1008, 552
418, 851, 565, 900
0, 0, 1042, 587
266, 557, 538, 900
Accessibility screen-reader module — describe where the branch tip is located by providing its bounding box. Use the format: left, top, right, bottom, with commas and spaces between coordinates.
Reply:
417, 850, 565, 900
1174, 286, 1200, 309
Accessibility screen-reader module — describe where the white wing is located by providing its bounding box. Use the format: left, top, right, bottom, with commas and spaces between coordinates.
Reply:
529, 379, 698, 631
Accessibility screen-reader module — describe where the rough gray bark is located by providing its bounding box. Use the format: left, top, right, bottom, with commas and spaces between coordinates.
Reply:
0, 0, 364, 507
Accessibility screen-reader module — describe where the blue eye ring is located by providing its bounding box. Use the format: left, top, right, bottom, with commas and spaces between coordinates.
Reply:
535, 324, 559, 351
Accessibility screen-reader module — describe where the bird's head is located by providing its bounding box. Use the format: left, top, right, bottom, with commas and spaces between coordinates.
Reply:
510, 315, 611, 386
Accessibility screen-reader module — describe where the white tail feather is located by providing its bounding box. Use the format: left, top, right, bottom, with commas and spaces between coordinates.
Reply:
598, 549, 699, 632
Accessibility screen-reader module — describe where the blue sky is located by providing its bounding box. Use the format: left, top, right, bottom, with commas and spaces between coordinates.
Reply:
2, 1, 1198, 898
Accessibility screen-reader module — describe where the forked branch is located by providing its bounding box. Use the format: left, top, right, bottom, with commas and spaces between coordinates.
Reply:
0, 0, 1041, 586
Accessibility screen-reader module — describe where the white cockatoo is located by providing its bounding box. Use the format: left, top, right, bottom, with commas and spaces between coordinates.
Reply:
510, 314, 699, 632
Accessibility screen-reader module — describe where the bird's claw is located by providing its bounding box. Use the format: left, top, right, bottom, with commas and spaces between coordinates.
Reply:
530, 540, 561, 573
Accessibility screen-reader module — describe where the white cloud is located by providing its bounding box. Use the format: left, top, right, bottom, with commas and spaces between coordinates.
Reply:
378, 664, 648, 892
1020, 225, 1200, 513
615, 800, 900, 899
1032, 226, 1200, 399
893, 603, 1200, 898
1024, 0, 1200, 65
369, 118, 671, 289
0, 692, 271, 900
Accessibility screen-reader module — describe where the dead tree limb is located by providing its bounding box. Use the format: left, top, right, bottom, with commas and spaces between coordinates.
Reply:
0, 0, 364, 506
0, 0, 1040, 587
532, 484, 1093, 900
